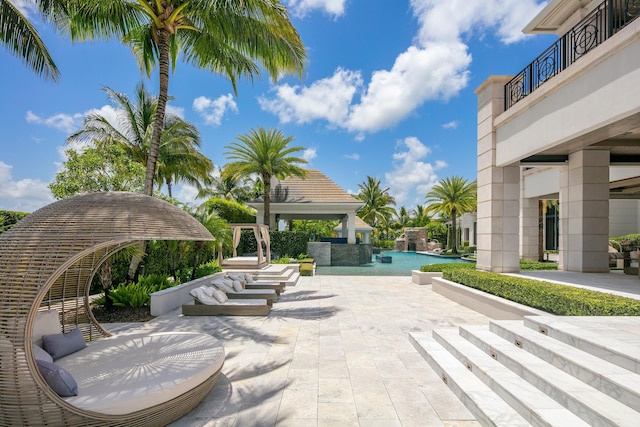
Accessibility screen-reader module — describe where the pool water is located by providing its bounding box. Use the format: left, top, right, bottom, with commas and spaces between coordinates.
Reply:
315, 250, 473, 276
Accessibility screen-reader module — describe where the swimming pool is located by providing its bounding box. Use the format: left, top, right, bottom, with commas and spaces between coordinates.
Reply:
315, 250, 473, 276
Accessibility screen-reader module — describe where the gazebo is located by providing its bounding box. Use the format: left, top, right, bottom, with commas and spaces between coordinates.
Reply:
247, 169, 364, 243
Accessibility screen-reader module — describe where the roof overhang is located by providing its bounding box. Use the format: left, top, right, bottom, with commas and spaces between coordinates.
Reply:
523, 0, 588, 34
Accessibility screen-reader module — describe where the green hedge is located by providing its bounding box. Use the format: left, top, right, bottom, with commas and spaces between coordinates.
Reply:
300, 263, 314, 276
520, 259, 558, 270
420, 263, 475, 272
443, 269, 640, 316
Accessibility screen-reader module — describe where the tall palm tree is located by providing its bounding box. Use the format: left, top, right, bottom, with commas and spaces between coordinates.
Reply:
1, 0, 59, 81
223, 127, 308, 227
356, 176, 396, 229
411, 204, 429, 227
425, 176, 476, 254
57, 0, 306, 196
68, 84, 213, 196
197, 169, 253, 203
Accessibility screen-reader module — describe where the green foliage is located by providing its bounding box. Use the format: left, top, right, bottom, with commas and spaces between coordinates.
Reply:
426, 222, 447, 243
300, 263, 314, 276
0, 210, 29, 234
297, 253, 311, 260
272, 255, 294, 264
420, 263, 476, 272
443, 269, 640, 316
520, 259, 558, 270
292, 220, 338, 239
375, 239, 395, 249
193, 261, 222, 278
201, 198, 255, 223
611, 234, 640, 250
49, 144, 145, 199
106, 274, 177, 308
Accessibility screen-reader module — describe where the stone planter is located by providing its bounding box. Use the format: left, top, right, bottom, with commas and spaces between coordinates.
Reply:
411, 270, 442, 285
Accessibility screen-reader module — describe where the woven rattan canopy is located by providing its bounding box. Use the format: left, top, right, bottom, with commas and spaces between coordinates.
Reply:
0, 192, 215, 426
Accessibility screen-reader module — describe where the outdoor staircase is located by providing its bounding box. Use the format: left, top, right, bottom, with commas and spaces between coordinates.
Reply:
252, 264, 300, 287
409, 315, 640, 426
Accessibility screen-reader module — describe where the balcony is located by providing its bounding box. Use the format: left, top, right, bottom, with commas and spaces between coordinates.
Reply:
505, 0, 640, 110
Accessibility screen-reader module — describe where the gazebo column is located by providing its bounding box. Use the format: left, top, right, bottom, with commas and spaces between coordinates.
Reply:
346, 213, 356, 244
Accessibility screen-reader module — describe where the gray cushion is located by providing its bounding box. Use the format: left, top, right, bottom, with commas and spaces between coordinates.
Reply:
41, 328, 86, 360
32, 344, 53, 364
36, 359, 78, 397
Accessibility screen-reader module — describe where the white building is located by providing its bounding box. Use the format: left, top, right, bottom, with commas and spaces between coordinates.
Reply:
477, 0, 640, 273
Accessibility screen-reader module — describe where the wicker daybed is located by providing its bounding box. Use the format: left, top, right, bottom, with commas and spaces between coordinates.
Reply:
0, 192, 225, 427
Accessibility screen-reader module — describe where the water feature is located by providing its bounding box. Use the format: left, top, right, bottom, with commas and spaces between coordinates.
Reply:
315, 250, 473, 276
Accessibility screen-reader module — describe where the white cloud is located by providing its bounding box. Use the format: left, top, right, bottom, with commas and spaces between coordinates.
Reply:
174, 183, 200, 206
344, 153, 360, 160
26, 110, 84, 133
11, 0, 36, 18
166, 104, 185, 119
302, 147, 317, 163
0, 161, 53, 212
259, 68, 361, 126
261, 0, 546, 136
285, 0, 346, 17
442, 120, 459, 129
384, 136, 447, 204
193, 94, 237, 125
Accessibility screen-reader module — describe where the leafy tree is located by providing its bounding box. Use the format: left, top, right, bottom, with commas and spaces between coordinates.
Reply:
292, 220, 339, 239
49, 144, 145, 198
57, 0, 306, 196
410, 204, 430, 227
1, 0, 59, 81
197, 169, 253, 203
223, 127, 308, 227
393, 206, 411, 231
0, 210, 29, 234
199, 198, 255, 223
356, 176, 396, 230
425, 176, 476, 254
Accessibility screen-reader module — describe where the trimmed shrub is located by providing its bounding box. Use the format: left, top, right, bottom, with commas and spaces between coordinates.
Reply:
193, 261, 222, 278
420, 263, 475, 273
520, 259, 558, 270
443, 269, 640, 316
298, 258, 314, 264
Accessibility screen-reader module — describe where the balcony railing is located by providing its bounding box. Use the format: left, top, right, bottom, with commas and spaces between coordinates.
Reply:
504, 0, 640, 110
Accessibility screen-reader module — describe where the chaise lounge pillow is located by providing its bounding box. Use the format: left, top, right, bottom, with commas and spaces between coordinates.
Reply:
228, 274, 246, 286
213, 280, 235, 293
243, 273, 256, 283
231, 280, 244, 292
41, 328, 86, 360
190, 287, 219, 305
36, 359, 78, 397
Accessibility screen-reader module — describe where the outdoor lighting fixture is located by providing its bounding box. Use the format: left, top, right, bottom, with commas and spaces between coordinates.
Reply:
625, 0, 640, 17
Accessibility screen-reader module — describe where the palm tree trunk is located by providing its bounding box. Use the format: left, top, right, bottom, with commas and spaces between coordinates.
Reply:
132, 29, 170, 280
144, 28, 170, 196
451, 209, 458, 254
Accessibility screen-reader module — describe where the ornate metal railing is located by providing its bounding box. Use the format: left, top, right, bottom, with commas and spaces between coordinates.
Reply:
505, 0, 640, 110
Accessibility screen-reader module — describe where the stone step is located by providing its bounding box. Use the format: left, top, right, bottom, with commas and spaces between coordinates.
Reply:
489, 319, 640, 413
409, 332, 531, 427
285, 271, 300, 287
432, 329, 591, 427
523, 315, 640, 374
460, 325, 640, 426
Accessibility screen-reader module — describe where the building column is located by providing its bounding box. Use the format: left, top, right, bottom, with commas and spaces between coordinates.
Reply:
346, 213, 356, 244
520, 195, 539, 261
476, 76, 520, 273
559, 150, 610, 272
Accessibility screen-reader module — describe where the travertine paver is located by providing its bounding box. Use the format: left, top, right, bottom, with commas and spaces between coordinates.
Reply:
113, 275, 489, 426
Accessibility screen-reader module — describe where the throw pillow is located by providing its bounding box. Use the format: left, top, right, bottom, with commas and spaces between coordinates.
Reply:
36, 359, 78, 397
32, 344, 53, 364
211, 289, 228, 303
32, 310, 61, 347
232, 280, 244, 292
41, 328, 86, 360
190, 288, 219, 305
213, 281, 234, 293
243, 273, 255, 283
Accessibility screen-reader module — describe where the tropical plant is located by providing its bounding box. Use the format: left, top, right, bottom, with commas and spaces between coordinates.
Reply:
393, 206, 411, 231
197, 169, 253, 203
1, 0, 59, 81
56, 0, 306, 196
425, 176, 476, 254
411, 204, 429, 227
67, 84, 212, 197
1, 210, 29, 234
356, 176, 396, 230
98, 245, 143, 311
223, 127, 308, 227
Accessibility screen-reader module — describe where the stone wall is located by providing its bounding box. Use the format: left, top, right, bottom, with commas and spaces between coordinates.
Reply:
307, 242, 331, 266
394, 227, 428, 251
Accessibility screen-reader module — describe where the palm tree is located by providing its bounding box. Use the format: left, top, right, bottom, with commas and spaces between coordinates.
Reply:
411, 204, 429, 227
356, 176, 396, 229
223, 127, 308, 227
425, 176, 476, 254
197, 169, 253, 203
1, 0, 59, 81
393, 206, 411, 231
57, 0, 306, 196
68, 84, 213, 196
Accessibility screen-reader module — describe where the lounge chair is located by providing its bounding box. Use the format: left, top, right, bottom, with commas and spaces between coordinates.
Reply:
227, 272, 286, 295
210, 278, 278, 306
182, 286, 270, 316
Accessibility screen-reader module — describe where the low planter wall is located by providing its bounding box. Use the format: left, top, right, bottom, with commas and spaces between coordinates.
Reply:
431, 277, 549, 320
411, 270, 442, 285
150, 272, 225, 316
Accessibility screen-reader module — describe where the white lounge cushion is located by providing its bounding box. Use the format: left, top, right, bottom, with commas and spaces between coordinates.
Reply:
56, 332, 224, 415
213, 281, 235, 293
231, 280, 244, 292
190, 288, 219, 305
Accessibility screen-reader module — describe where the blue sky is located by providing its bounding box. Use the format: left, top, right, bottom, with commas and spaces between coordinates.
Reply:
1, 0, 556, 212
